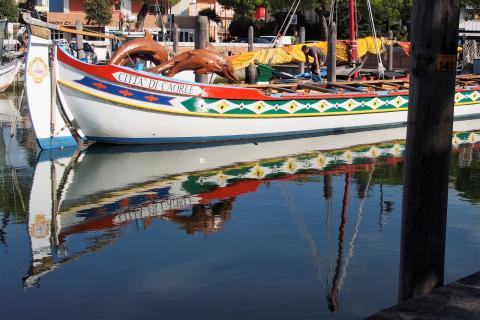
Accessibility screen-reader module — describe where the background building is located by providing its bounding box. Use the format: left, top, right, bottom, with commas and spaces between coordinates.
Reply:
42, 0, 233, 42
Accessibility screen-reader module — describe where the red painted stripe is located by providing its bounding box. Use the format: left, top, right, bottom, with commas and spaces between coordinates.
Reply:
57, 48, 387, 101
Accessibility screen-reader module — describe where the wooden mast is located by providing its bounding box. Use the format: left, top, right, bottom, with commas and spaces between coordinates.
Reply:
348, 0, 358, 63
327, 171, 351, 313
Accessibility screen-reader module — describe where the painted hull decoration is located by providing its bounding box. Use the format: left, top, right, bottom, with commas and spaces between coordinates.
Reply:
53, 46, 480, 144
22, 18, 480, 147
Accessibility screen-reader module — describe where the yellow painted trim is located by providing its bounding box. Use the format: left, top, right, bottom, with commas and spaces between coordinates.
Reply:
59, 80, 479, 119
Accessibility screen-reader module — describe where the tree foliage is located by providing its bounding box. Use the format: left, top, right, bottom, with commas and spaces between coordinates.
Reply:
85, 0, 113, 26
199, 8, 222, 24
228, 15, 257, 37
0, 0, 18, 22
219, 0, 270, 16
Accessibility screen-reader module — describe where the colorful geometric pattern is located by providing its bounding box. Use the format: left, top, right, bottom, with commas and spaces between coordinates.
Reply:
186, 131, 480, 191
74, 75, 480, 117
180, 94, 410, 116
62, 130, 479, 217
75, 77, 173, 106
180, 90, 480, 116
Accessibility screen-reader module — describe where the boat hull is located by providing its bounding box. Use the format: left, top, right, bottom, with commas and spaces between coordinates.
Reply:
0, 59, 21, 93
60, 84, 415, 143
55, 47, 480, 144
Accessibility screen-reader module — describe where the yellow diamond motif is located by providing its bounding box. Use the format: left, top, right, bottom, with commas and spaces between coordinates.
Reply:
288, 101, 298, 112
469, 133, 479, 143
455, 92, 464, 103
215, 172, 228, 186
217, 101, 229, 112
368, 147, 380, 158
343, 150, 353, 164
255, 102, 265, 112
316, 153, 327, 169
251, 165, 266, 179
284, 158, 297, 173
452, 136, 460, 147
344, 99, 357, 111
318, 100, 328, 112
394, 97, 401, 107
392, 144, 402, 157
469, 91, 480, 101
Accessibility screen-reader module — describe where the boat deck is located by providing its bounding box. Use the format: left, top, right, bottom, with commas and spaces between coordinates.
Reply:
241, 74, 480, 96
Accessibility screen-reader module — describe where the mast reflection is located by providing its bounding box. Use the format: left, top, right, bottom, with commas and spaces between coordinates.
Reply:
21, 126, 480, 313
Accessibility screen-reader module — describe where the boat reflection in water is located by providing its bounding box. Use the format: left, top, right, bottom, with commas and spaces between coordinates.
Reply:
24, 120, 480, 312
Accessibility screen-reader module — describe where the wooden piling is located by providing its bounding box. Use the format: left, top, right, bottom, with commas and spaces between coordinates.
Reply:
173, 23, 179, 55
327, 22, 337, 83
387, 30, 393, 71
246, 26, 256, 84
299, 26, 305, 74
194, 16, 209, 83
398, 0, 460, 302
75, 20, 85, 60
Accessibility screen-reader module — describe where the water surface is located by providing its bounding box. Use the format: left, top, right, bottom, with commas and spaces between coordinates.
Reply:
1, 91, 479, 319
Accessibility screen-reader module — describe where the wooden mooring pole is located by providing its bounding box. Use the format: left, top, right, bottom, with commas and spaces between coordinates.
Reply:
246, 26, 256, 84
75, 20, 85, 60
299, 26, 305, 74
398, 0, 460, 302
327, 22, 337, 83
173, 23, 179, 55
387, 30, 394, 71
194, 16, 209, 83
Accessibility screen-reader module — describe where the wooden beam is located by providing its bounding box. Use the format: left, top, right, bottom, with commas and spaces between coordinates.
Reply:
22, 14, 122, 40
326, 82, 366, 92
265, 86, 298, 93
399, 0, 460, 302
58, 26, 120, 40
194, 16, 209, 83
298, 83, 337, 93
392, 83, 410, 90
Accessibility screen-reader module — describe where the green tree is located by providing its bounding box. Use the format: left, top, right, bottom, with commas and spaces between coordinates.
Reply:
199, 8, 222, 24
219, 0, 270, 16
0, 0, 19, 22
228, 15, 257, 37
85, 0, 113, 26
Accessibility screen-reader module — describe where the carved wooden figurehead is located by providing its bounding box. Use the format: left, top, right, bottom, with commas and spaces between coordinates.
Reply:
109, 31, 169, 67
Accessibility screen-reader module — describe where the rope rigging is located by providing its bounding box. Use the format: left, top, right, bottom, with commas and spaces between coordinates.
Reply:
365, 0, 385, 78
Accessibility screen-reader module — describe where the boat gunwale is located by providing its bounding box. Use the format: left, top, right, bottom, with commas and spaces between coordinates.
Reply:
57, 47, 420, 101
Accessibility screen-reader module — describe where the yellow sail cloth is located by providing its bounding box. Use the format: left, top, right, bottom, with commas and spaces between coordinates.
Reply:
229, 36, 395, 70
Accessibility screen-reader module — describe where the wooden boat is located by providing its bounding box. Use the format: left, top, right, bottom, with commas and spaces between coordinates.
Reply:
0, 18, 22, 93
0, 59, 22, 92
23, 16, 480, 149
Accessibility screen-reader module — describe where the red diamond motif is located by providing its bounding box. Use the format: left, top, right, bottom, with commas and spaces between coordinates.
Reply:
144, 95, 158, 102
119, 89, 133, 97
92, 82, 107, 89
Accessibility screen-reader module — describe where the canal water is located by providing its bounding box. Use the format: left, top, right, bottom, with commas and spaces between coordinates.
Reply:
0, 89, 479, 319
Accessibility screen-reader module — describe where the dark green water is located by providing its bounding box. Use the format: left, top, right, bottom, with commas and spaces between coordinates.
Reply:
0, 90, 479, 319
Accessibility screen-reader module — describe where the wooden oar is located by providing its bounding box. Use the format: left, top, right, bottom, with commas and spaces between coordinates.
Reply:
58, 26, 121, 40
23, 12, 124, 41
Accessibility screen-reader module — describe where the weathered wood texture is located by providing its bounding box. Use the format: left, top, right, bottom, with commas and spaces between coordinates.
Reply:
387, 30, 394, 71
327, 22, 337, 82
246, 26, 256, 84
173, 23, 179, 54
75, 21, 85, 59
299, 27, 305, 74
194, 16, 209, 83
399, 0, 460, 302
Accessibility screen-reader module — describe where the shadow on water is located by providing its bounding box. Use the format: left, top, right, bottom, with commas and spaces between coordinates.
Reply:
1, 90, 480, 318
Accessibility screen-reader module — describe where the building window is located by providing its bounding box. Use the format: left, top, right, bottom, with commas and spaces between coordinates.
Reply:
51, 30, 64, 40
114, 0, 122, 11
149, 4, 168, 15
